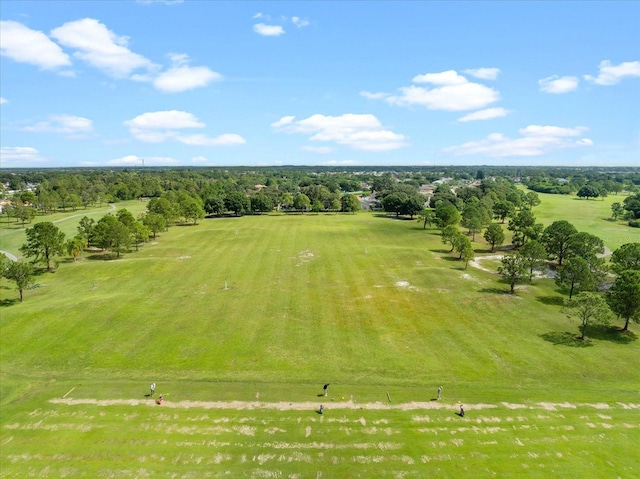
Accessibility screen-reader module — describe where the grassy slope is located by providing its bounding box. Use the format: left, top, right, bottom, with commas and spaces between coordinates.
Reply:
1, 194, 638, 477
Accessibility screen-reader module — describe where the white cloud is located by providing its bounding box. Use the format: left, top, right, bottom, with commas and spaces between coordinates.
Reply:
412, 70, 468, 85
457, 107, 510, 122
0, 20, 71, 70
153, 53, 222, 92
0, 146, 48, 166
0, 97, 7, 104
177, 133, 246, 146
22, 114, 94, 137
539, 75, 579, 94
291, 16, 310, 28
124, 110, 245, 146
301, 145, 333, 154
254, 23, 285, 36
464, 68, 500, 80
584, 60, 640, 85
253, 12, 266, 19
370, 70, 500, 111
444, 125, 592, 157
360, 91, 387, 100
389, 83, 499, 111
50, 18, 158, 79
272, 113, 408, 151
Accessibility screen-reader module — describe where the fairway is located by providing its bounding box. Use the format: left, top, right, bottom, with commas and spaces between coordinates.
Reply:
1, 207, 639, 477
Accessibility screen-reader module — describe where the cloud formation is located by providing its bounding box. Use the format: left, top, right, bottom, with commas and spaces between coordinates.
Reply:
0, 20, 71, 70
362, 69, 500, 111
272, 113, 408, 151
584, 60, 640, 85
153, 53, 222, 92
50, 18, 158, 79
0, 146, 48, 166
444, 125, 592, 157
457, 107, 510, 122
464, 68, 501, 80
22, 114, 94, 137
253, 23, 285, 36
124, 110, 245, 146
539, 75, 579, 94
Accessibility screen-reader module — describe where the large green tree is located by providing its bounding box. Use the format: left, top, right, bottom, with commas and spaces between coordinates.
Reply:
556, 257, 595, 299
520, 239, 547, 282
498, 254, 528, 293
564, 292, 612, 340
3, 260, 35, 302
607, 270, 640, 331
541, 220, 578, 266
142, 212, 166, 239
341, 194, 361, 213
483, 223, 505, 252
20, 221, 66, 270
610, 243, 640, 274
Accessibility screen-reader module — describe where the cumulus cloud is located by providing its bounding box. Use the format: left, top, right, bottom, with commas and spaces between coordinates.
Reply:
0, 97, 7, 104
366, 70, 500, 111
539, 75, 579, 94
272, 113, 408, 151
584, 60, 640, 85
291, 16, 310, 28
124, 110, 245, 146
0, 146, 48, 166
457, 107, 510, 122
0, 20, 71, 71
153, 53, 222, 92
50, 18, 158, 78
22, 114, 94, 137
177, 133, 246, 146
253, 23, 285, 36
444, 125, 592, 157
463, 68, 500, 80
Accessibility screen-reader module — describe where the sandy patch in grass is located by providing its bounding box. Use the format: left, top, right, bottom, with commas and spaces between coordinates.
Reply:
177, 255, 191, 260
50, 398, 503, 412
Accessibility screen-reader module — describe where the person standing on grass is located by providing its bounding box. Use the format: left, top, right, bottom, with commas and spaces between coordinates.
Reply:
323, 383, 330, 396
319, 405, 324, 414
150, 382, 156, 397
459, 404, 465, 417
437, 386, 443, 400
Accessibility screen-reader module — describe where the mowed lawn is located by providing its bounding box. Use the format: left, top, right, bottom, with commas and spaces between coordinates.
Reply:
1, 199, 639, 477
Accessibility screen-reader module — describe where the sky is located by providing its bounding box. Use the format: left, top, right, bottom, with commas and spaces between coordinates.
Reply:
1, 0, 639, 169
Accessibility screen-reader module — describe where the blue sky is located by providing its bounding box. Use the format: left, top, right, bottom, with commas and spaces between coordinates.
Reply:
1, 0, 639, 168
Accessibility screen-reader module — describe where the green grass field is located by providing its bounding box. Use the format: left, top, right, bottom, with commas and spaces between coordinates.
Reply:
1, 193, 639, 477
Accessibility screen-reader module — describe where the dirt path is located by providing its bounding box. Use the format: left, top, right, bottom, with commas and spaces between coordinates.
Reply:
49, 398, 638, 411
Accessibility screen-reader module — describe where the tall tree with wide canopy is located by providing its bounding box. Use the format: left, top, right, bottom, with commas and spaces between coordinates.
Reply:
3, 260, 35, 302
541, 220, 578, 266
483, 223, 505, 252
564, 292, 612, 340
520, 239, 547, 281
610, 243, 640, 274
607, 270, 640, 331
20, 222, 66, 271
556, 257, 595, 299
498, 254, 528, 294
435, 201, 461, 228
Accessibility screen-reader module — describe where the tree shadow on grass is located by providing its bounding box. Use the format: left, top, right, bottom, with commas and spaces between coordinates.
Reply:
86, 253, 119, 261
539, 331, 593, 348
478, 287, 512, 295
585, 325, 638, 344
536, 295, 565, 306
0, 298, 20, 307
